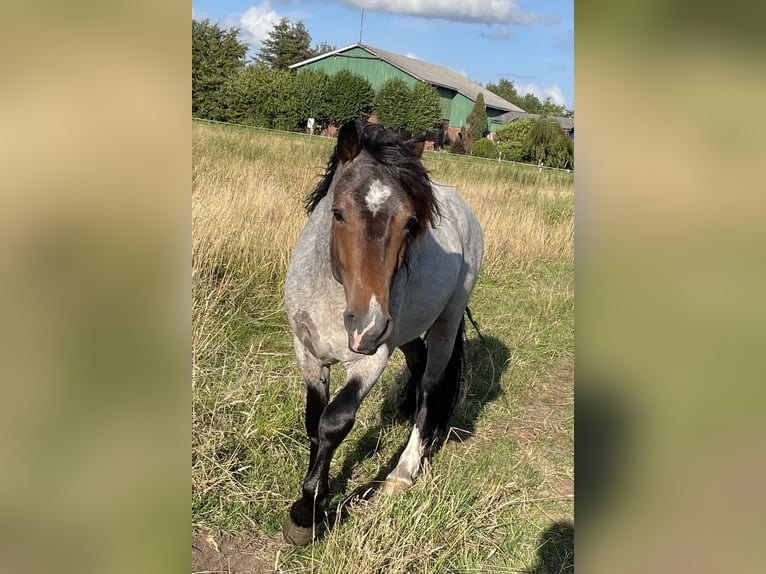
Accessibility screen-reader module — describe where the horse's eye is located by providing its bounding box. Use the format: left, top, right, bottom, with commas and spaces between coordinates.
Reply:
404, 216, 418, 232
331, 207, 345, 223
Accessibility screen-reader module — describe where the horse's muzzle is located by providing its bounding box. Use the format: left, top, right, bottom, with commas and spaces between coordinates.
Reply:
343, 309, 393, 355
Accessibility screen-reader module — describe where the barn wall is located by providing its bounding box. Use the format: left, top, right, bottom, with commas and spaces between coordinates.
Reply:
487, 108, 510, 132
295, 46, 505, 131
435, 86, 455, 124
298, 47, 414, 91
449, 93, 474, 128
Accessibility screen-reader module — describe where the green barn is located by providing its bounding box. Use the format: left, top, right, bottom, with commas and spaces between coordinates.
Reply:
289, 43, 525, 137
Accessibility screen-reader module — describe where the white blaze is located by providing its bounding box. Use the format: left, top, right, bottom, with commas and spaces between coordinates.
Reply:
351, 295, 382, 351
365, 179, 392, 215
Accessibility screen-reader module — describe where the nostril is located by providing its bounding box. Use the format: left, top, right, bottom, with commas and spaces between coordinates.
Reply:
380, 318, 393, 340
343, 311, 355, 330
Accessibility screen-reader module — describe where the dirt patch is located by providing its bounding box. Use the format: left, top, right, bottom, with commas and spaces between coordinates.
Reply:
192, 529, 280, 574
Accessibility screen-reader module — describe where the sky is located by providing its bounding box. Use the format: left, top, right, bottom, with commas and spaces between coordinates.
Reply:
192, 0, 574, 110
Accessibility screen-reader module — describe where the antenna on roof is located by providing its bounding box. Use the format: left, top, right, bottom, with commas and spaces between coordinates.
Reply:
359, 8, 364, 44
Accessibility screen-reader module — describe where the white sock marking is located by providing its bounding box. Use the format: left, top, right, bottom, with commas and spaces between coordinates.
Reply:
388, 426, 423, 484
365, 179, 392, 215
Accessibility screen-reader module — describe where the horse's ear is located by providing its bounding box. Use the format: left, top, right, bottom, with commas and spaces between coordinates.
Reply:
337, 120, 361, 163
409, 140, 425, 158
406, 133, 427, 158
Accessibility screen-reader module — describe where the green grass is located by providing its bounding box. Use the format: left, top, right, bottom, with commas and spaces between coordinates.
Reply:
192, 120, 573, 572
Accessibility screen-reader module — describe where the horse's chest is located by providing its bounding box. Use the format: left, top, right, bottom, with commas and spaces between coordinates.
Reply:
290, 302, 349, 363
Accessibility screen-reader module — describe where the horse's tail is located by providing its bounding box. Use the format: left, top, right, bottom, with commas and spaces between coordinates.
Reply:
465, 306, 484, 343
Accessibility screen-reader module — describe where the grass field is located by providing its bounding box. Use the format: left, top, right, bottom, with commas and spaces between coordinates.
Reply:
192, 120, 574, 573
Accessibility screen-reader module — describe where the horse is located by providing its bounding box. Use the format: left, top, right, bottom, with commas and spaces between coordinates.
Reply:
282, 119, 484, 545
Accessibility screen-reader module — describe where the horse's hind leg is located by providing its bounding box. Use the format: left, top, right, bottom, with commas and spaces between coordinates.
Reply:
397, 337, 427, 421
384, 318, 464, 493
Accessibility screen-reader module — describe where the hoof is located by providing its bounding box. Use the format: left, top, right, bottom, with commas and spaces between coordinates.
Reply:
283, 516, 320, 546
381, 477, 412, 495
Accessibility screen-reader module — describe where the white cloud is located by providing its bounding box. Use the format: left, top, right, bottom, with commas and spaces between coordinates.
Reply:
405, 52, 419, 59
239, 2, 283, 51
481, 28, 514, 40
517, 82, 567, 107
334, 0, 542, 25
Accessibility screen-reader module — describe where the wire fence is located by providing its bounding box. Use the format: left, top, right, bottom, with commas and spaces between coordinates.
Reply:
192, 117, 575, 174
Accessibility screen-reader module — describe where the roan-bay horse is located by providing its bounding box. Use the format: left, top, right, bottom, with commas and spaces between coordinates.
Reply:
283, 120, 484, 545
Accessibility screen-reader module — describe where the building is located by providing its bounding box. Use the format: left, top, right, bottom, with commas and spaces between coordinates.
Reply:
289, 43, 525, 140
492, 110, 574, 139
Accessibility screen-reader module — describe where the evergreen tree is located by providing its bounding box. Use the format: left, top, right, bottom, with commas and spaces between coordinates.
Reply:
527, 117, 574, 169
519, 93, 545, 115
407, 82, 442, 134
485, 78, 519, 106
327, 70, 375, 125
221, 63, 298, 130
486, 78, 566, 116
192, 19, 247, 120
311, 42, 336, 57
373, 78, 412, 132
465, 93, 488, 146
294, 69, 332, 128
541, 97, 566, 117
257, 18, 315, 70
494, 118, 536, 161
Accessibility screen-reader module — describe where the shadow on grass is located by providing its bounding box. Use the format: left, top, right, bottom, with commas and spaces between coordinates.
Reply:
324, 333, 510, 531
527, 520, 574, 574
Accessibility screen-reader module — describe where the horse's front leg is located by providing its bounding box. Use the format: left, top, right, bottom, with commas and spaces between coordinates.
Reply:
293, 337, 331, 477
283, 349, 389, 545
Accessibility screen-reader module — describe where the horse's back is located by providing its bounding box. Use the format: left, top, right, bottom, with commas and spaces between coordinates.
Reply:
432, 182, 483, 273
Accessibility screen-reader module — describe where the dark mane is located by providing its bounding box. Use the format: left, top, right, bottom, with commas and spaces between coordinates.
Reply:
305, 122, 440, 234
305, 147, 340, 213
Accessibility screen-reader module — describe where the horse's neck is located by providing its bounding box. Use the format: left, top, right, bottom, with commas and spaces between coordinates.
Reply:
304, 194, 334, 275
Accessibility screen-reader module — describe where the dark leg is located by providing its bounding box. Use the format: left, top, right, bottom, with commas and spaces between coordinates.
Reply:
417, 321, 463, 455
398, 337, 427, 421
283, 339, 393, 545
305, 367, 330, 471
384, 319, 464, 493
284, 351, 389, 545
288, 379, 364, 528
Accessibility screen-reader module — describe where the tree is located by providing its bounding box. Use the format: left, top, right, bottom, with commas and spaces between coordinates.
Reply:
373, 78, 412, 132
519, 93, 545, 114
450, 128, 469, 155
311, 42, 336, 57
494, 118, 536, 161
221, 63, 298, 130
465, 93, 488, 146
293, 69, 331, 129
485, 78, 519, 106
541, 96, 566, 117
327, 70, 375, 125
257, 18, 315, 70
527, 117, 574, 169
486, 78, 566, 116
407, 82, 442, 134
192, 19, 248, 120
470, 138, 497, 158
